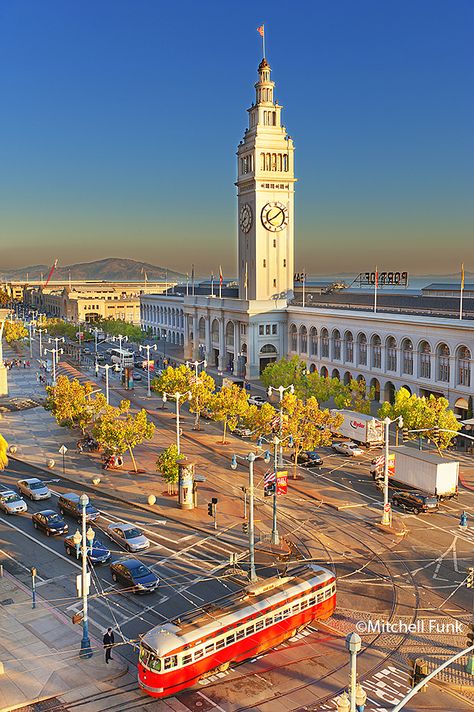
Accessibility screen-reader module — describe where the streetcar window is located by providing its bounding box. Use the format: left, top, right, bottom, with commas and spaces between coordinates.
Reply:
332, 585, 336, 594
194, 649, 204, 660
292, 603, 300, 613
265, 616, 273, 626
255, 620, 264, 631
216, 639, 225, 650
317, 593, 324, 603
308, 597, 316, 606
245, 625, 255, 636
236, 629, 245, 641
274, 612, 283, 622
205, 643, 215, 655
225, 634, 235, 646
325, 588, 331, 599
301, 600, 308, 610
164, 655, 177, 669
283, 608, 290, 617
182, 654, 192, 666
150, 656, 161, 672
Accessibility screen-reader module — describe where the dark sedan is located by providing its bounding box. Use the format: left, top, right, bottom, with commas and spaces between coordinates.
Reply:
110, 558, 159, 594
291, 450, 324, 467
32, 510, 68, 536
63, 534, 111, 563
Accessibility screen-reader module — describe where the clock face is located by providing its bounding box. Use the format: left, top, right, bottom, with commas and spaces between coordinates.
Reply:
261, 202, 288, 232
239, 204, 253, 233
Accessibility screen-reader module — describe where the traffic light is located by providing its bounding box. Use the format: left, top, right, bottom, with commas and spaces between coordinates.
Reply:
242, 522, 248, 534
432, 426, 440, 438
402, 428, 409, 441
467, 567, 474, 588
411, 658, 428, 690
207, 502, 213, 517
467, 623, 474, 647
212, 497, 218, 505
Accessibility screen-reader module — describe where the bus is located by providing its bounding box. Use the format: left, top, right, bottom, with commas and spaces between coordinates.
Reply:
110, 347, 134, 368
138, 563, 336, 698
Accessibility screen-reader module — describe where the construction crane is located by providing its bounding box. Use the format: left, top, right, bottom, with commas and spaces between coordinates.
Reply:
43, 259, 58, 288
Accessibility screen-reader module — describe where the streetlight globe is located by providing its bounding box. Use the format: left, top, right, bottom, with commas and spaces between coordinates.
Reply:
162, 393, 167, 403
289, 384, 295, 394
335, 691, 350, 712
230, 455, 238, 470
355, 683, 367, 706
86, 527, 95, 543
398, 415, 404, 428
383, 416, 392, 425
346, 631, 362, 653
79, 493, 89, 508
267, 386, 272, 397
73, 529, 82, 546
203, 360, 207, 368
264, 450, 271, 464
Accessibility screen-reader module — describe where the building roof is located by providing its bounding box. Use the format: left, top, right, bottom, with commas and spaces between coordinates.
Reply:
422, 283, 474, 292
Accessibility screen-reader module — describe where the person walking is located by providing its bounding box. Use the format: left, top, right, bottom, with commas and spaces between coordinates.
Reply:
103, 627, 115, 663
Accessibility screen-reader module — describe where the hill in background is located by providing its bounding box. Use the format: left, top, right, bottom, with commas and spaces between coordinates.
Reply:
3, 258, 185, 282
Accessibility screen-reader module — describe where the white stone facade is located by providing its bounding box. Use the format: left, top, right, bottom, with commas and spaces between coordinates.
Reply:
140, 295, 185, 346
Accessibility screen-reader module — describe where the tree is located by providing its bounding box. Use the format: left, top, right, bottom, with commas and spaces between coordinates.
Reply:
208, 384, 250, 443
243, 402, 278, 439
42, 318, 80, 341
280, 393, 343, 478
261, 356, 306, 391
188, 371, 215, 429
0, 291, 9, 307
92, 407, 155, 471
45, 375, 95, 432
0, 434, 8, 470
156, 444, 184, 494
3, 321, 28, 345
151, 364, 192, 397
333, 378, 374, 414
98, 319, 144, 343
378, 387, 461, 451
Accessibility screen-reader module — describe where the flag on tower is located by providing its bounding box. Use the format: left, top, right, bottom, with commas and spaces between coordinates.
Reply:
257, 25, 264, 37
219, 265, 223, 298
460, 263, 465, 320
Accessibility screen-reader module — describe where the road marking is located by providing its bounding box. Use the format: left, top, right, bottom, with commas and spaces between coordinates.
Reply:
197, 691, 227, 712
0, 515, 82, 569
0, 546, 45, 580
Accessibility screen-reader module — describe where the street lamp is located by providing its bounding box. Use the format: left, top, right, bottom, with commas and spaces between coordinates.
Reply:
381, 415, 403, 526
346, 632, 363, 712
95, 363, 119, 404
162, 390, 192, 455
78, 493, 94, 658
186, 359, 207, 378
111, 333, 128, 374
48, 337, 65, 365
230, 448, 271, 582
256, 432, 292, 546
267, 384, 295, 466
139, 343, 157, 397
37, 327, 47, 358
27, 321, 36, 358
43, 347, 63, 386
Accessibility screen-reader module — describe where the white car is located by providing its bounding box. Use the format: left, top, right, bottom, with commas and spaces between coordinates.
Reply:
107, 522, 150, 552
17, 478, 52, 501
0, 490, 27, 514
248, 395, 266, 407
233, 426, 253, 437
332, 441, 364, 457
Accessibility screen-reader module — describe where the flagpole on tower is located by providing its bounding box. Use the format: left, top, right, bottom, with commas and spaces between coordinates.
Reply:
460, 263, 465, 321
257, 24, 265, 58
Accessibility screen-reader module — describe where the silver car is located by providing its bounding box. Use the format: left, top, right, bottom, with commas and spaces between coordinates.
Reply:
0, 490, 27, 514
17, 478, 52, 501
107, 522, 150, 552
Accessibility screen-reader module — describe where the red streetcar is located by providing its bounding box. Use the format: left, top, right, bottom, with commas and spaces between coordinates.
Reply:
138, 564, 336, 698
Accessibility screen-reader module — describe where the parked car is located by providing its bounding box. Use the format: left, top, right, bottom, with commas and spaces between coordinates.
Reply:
17, 478, 51, 501
0, 490, 27, 514
107, 522, 150, 552
291, 451, 324, 467
32, 510, 68, 536
233, 425, 253, 437
391, 490, 439, 514
248, 395, 266, 407
332, 441, 364, 457
110, 558, 159, 593
63, 533, 111, 563
132, 372, 143, 381
58, 493, 100, 522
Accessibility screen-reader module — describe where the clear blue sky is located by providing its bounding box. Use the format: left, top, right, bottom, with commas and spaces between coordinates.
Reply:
1, 0, 472, 277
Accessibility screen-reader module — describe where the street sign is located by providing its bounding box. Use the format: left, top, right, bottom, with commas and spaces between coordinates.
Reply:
384, 503, 391, 513
76, 572, 91, 597
58, 445, 68, 455
276, 471, 288, 495
72, 612, 83, 625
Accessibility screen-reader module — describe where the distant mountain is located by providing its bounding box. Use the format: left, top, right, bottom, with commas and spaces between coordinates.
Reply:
2, 258, 185, 282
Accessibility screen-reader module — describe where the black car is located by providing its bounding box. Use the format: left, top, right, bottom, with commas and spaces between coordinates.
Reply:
64, 533, 111, 563
32, 510, 68, 536
291, 450, 324, 467
391, 491, 439, 514
110, 558, 159, 594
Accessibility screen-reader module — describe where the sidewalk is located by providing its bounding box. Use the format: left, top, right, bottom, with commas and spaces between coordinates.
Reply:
0, 570, 129, 712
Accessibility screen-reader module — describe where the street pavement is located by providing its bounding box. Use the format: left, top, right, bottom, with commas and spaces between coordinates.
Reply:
1, 341, 474, 710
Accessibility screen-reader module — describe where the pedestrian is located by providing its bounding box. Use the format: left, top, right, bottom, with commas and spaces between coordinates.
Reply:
103, 627, 115, 663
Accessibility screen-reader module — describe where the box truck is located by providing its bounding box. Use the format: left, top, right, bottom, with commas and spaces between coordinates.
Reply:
331, 410, 384, 447
371, 446, 458, 499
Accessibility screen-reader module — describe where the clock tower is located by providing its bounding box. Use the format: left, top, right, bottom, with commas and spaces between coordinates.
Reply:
236, 57, 296, 301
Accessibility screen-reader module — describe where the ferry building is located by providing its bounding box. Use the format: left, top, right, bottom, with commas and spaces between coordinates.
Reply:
141, 56, 474, 418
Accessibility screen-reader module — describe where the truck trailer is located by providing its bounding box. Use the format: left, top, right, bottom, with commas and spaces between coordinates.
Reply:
371, 446, 459, 499
331, 410, 384, 447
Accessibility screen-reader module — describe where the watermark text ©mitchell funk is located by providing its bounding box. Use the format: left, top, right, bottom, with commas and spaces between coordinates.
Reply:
356, 619, 464, 634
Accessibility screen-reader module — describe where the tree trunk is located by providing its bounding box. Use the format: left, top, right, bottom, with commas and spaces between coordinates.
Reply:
222, 419, 227, 444
128, 446, 138, 472
293, 447, 299, 479
194, 411, 200, 430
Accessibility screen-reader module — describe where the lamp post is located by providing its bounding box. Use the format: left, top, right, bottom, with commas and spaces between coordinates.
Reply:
381, 416, 403, 526
186, 358, 207, 378
95, 363, 118, 404
257, 433, 291, 546
28, 321, 36, 358
139, 343, 157, 397
231, 448, 271, 582
267, 384, 294, 466
162, 329, 168, 364
77, 494, 95, 658
43, 347, 62, 386
37, 327, 47, 359
346, 632, 363, 712
112, 334, 128, 374
162, 391, 192, 455
48, 336, 65, 366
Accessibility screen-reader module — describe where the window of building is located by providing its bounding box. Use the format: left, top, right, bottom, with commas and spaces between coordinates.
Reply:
283, 259, 286, 267
321, 329, 329, 358
263, 259, 266, 267
402, 340, 413, 375
273, 239, 276, 247
273, 279, 277, 288
333, 330, 341, 360
272, 324, 277, 335
419, 342, 431, 379
372, 335, 382, 369
259, 325, 264, 336
438, 344, 450, 382
265, 324, 271, 335
358, 334, 367, 365
457, 347, 471, 386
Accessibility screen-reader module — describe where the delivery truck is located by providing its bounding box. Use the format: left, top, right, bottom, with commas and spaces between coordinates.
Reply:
331, 410, 384, 447
371, 446, 459, 499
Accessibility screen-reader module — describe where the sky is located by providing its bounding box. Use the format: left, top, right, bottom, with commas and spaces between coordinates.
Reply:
1, 0, 472, 277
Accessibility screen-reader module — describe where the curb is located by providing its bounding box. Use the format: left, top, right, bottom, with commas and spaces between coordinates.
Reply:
431, 675, 474, 697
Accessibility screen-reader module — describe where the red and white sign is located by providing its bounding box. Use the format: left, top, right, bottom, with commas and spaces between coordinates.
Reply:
384, 503, 391, 513
276, 471, 288, 496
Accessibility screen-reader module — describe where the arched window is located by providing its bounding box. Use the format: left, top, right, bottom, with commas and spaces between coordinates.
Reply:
265, 153, 271, 171
345, 331, 353, 362
260, 153, 265, 171
271, 153, 277, 171
289, 324, 297, 352
419, 341, 431, 379
386, 336, 397, 372
456, 346, 471, 387
437, 343, 450, 382
260, 343, 278, 354
333, 329, 341, 360
321, 328, 329, 358
309, 327, 318, 356
371, 335, 381, 369
283, 154, 288, 171
357, 333, 367, 365
277, 154, 282, 171
225, 321, 234, 348
211, 319, 219, 343
402, 339, 413, 375
198, 318, 205, 341
300, 325, 308, 354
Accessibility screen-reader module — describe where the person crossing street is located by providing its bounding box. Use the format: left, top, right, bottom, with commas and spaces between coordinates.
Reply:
103, 627, 115, 663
